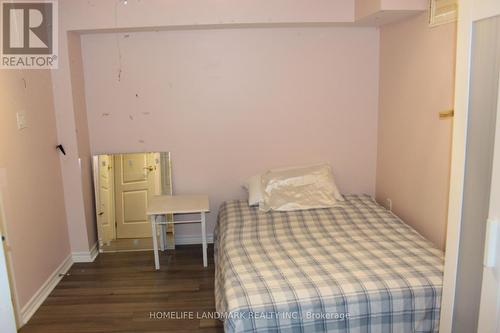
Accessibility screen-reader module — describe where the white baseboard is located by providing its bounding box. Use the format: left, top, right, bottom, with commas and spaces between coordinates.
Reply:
175, 234, 214, 245
72, 242, 99, 263
20, 254, 73, 325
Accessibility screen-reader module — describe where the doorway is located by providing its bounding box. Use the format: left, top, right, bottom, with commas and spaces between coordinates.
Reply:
94, 152, 173, 252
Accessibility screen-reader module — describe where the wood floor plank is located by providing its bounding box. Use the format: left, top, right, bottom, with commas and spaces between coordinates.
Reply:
19, 245, 224, 333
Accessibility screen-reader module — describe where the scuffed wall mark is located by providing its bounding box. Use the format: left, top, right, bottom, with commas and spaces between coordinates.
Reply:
135, 93, 139, 98
113, 3, 123, 82
115, 34, 123, 82
142, 111, 150, 115
138, 139, 145, 144
21, 78, 29, 108
101, 112, 111, 117
129, 115, 134, 120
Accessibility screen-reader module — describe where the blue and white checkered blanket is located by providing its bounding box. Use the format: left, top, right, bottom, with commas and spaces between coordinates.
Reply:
214, 195, 443, 333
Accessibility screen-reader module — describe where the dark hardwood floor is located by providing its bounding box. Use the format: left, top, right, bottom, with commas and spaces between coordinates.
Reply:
20, 245, 224, 333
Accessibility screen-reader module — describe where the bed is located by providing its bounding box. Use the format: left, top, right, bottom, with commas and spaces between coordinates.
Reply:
214, 194, 444, 333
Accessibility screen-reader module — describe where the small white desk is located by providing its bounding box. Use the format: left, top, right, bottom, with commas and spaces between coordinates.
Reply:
147, 195, 210, 270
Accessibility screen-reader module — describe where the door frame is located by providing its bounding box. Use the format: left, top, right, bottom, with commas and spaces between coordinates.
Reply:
440, 1, 500, 332
0, 181, 21, 329
93, 155, 116, 246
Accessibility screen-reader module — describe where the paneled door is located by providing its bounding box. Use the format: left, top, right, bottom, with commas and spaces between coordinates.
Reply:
114, 153, 156, 238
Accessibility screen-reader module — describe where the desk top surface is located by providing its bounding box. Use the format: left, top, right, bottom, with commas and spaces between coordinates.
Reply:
147, 195, 210, 215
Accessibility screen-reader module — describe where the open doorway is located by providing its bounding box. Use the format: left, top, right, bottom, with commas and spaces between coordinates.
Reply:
93, 152, 173, 252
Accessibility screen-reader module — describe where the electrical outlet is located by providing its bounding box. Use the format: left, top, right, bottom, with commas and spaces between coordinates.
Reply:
386, 198, 392, 211
16, 111, 27, 130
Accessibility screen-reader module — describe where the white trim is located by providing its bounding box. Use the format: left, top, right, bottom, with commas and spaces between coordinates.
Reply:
440, 1, 500, 332
0, 176, 22, 328
0, 225, 16, 333
439, 1, 472, 331
71, 242, 99, 263
175, 234, 214, 245
429, 0, 458, 27
20, 254, 73, 325
472, 0, 500, 21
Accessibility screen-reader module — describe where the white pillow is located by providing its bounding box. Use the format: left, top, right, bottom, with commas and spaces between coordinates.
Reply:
243, 174, 264, 206
259, 163, 343, 212
268, 163, 344, 201
243, 166, 321, 206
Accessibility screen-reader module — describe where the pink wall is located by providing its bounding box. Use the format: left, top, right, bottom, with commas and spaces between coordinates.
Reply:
53, 0, 426, 258
68, 33, 97, 248
376, 12, 456, 250
51, 31, 94, 256
0, 70, 70, 308
61, 0, 355, 30
51, 0, 358, 260
354, 0, 427, 21
81, 27, 380, 236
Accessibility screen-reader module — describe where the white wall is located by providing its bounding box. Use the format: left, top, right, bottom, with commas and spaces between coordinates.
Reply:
81, 27, 380, 236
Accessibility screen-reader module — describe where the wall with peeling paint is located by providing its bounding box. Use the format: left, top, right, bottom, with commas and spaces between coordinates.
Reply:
80, 27, 379, 237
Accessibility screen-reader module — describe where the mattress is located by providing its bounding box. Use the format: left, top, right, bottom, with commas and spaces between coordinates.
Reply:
214, 195, 443, 333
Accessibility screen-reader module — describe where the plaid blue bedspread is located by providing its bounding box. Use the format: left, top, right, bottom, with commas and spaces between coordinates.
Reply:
214, 195, 443, 333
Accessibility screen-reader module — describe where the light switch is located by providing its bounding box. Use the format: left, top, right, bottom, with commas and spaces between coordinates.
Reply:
16, 112, 27, 130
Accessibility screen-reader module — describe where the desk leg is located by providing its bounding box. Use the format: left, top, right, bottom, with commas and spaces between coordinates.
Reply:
160, 223, 166, 252
201, 212, 207, 267
150, 215, 160, 270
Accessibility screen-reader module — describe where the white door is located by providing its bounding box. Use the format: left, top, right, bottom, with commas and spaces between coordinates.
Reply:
0, 198, 17, 333
441, 2, 500, 332
0, 240, 16, 333
114, 153, 156, 238
477, 71, 500, 333
97, 155, 115, 243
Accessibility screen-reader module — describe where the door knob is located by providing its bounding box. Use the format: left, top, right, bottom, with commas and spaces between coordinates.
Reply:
144, 166, 154, 172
